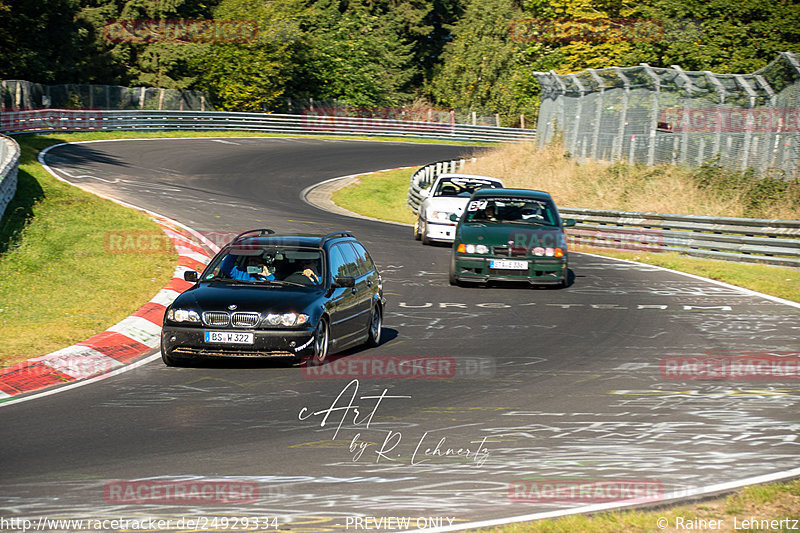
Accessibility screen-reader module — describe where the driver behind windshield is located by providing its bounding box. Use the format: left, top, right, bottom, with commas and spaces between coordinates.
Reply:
289, 258, 320, 285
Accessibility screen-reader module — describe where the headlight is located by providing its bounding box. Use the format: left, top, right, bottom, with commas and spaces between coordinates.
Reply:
264, 313, 309, 327
430, 210, 452, 221
167, 308, 200, 323
456, 244, 489, 254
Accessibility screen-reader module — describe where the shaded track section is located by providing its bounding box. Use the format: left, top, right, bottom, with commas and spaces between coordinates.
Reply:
0, 137, 798, 531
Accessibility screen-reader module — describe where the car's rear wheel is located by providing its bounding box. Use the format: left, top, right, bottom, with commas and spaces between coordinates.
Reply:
366, 304, 382, 347
313, 318, 330, 364
413, 217, 422, 240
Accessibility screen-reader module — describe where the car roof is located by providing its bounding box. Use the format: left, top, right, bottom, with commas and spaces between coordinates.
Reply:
471, 188, 553, 201
226, 230, 356, 249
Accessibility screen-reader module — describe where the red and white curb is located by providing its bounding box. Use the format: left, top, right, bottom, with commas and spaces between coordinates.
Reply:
0, 141, 222, 401
0, 216, 216, 399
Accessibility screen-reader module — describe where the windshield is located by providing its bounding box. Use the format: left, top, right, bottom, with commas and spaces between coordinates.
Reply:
202, 246, 324, 286
463, 197, 559, 226
433, 177, 502, 198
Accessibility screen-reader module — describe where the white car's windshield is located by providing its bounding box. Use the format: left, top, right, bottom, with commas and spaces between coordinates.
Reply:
434, 177, 502, 198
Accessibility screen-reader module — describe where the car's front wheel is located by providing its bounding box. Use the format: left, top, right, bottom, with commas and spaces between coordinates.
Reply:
313, 318, 330, 364
161, 345, 183, 367
449, 257, 460, 286
366, 304, 382, 347
413, 217, 422, 240
420, 219, 431, 245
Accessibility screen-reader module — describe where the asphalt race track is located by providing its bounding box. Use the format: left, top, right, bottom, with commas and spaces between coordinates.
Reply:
1, 137, 799, 532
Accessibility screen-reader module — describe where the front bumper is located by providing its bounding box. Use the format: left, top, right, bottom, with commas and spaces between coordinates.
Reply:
424, 221, 457, 242
161, 325, 316, 360
453, 255, 567, 285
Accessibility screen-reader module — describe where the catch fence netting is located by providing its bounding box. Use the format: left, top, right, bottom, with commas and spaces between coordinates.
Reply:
535, 52, 800, 177
0, 80, 213, 111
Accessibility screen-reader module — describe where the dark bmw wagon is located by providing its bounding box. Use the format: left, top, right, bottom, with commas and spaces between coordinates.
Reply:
161, 230, 384, 366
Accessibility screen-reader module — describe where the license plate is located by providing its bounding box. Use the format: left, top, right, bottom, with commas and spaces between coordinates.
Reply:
490, 259, 528, 270
204, 331, 254, 344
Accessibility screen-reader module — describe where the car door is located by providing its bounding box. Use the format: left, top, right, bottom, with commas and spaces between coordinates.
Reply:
342, 242, 374, 334
326, 243, 360, 343
351, 241, 380, 325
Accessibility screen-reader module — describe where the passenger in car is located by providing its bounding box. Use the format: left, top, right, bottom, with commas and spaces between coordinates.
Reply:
219, 254, 275, 281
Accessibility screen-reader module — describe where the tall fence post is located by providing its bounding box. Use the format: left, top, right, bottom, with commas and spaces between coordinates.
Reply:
568, 74, 585, 159
641, 64, 660, 166
671, 65, 693, 166
612, 67, 630, 163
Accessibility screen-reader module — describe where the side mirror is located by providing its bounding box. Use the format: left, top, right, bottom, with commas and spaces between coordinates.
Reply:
449, 213, 459, 222
333, 276, 355, 288
184, 270, 199, 282
419, 188, 431, 198
563, 218, 577, 228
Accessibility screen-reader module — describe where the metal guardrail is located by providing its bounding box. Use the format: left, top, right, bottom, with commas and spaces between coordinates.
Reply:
0, 109, 537, 143
408, 160, 800, 267
0, 134, 20, 221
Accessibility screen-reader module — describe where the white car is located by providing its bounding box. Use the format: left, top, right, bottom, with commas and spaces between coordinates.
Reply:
413, 174, 504, 244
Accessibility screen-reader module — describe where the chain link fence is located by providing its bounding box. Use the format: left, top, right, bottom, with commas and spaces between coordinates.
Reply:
0, 80, 213, 111
534, 52, 800, 178
275, 98, 535, 128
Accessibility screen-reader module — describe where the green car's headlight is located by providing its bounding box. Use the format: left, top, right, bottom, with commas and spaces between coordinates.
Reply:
457, 244, 489, 254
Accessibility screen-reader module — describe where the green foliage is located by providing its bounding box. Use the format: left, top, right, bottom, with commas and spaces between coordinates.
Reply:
429, 0, 537, 125
193, 0, 298, 111
518, 0, 800, 74
625, 0, 800, 73
288, 0, 417, 107
1, 0, 798, 119
692, 161, 800, 217
0, 0, 99, 83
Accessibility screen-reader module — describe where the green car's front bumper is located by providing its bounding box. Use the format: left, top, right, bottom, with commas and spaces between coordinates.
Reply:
451, 254, 568, 286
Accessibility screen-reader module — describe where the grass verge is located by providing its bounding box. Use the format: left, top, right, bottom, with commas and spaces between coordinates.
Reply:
460, 142, 800, 220
332, 167, 419, 224
0, 133, 181, 367
476, 477, 800, 532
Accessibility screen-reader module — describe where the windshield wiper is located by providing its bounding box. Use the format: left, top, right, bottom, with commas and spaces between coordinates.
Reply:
265, 280, 307, 287
505, 220, 553, 226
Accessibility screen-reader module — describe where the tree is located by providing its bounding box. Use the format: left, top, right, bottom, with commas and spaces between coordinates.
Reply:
287, 0, 415, 107
0, 0, 96, 83
429, 0, 534, 123
194, 0, 300, 111
625, 0, 800, 73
